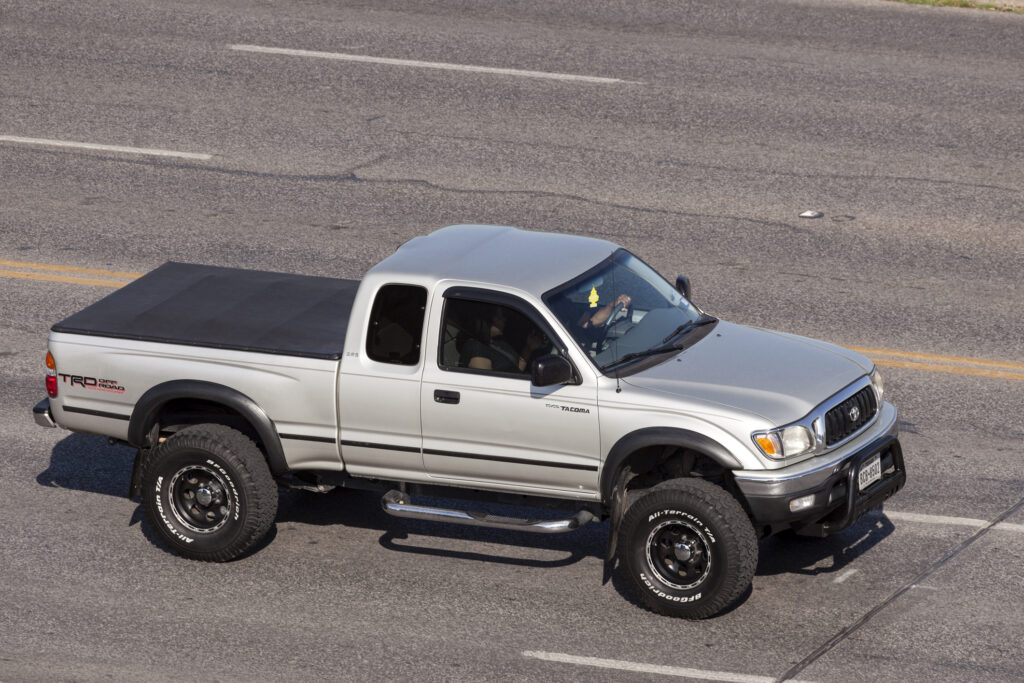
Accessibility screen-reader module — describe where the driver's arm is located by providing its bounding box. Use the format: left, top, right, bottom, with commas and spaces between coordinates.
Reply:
581, 294, 631, 328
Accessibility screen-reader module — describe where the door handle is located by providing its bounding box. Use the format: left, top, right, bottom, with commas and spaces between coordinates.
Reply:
434, 389, 460, 405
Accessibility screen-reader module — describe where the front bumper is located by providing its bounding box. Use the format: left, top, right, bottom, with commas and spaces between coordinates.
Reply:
735, 427, 906, 537
33, 398, 57, 428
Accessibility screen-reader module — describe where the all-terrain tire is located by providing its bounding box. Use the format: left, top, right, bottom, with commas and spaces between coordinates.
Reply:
141, 424, 277, 561
617, 478, 757, 618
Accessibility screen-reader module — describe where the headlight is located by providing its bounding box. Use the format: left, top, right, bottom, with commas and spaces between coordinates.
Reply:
871, 368, 885, 403
752, 424, 814, 460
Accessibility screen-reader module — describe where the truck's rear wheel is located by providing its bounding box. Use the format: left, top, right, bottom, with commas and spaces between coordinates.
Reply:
142, 424, 277, 561
617, 478, 757, 618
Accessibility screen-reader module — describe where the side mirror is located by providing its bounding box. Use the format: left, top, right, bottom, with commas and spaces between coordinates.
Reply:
675, 275, 691, 300
531, 354, 574, 387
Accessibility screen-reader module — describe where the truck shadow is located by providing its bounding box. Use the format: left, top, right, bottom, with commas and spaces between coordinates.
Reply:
278, 487, 607, 569
755, 512, 897, 576
34, 434, 604, 568
35, 434, 895, 593
36, 433, 135, 498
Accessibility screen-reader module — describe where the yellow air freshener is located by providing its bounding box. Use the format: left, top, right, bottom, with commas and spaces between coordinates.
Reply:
588, 286, 600, 308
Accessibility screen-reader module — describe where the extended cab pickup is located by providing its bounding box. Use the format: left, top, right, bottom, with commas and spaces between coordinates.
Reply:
33, 224, 905, 618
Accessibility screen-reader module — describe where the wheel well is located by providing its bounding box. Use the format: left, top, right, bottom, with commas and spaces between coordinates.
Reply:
602, 443, 753, 565
620, 445, 730, 491
611, 445, 754, 522
602, 440, 756, 573
129, 380, 289, 476
143, 399, 270, 468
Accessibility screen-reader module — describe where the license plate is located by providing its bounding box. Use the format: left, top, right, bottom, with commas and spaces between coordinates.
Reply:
858, 453, 882, 491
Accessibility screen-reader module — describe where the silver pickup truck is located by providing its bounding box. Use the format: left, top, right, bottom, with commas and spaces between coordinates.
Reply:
33, 224, 905, 618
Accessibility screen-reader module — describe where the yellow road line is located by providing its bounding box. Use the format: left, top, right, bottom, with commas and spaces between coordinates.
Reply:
0, 259, 141, 280
848, 345, 1024, 372
0, 268, 134, 288
871, 358, 1024, 382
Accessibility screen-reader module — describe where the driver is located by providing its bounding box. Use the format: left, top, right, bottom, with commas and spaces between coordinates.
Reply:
579, 293, 632, 330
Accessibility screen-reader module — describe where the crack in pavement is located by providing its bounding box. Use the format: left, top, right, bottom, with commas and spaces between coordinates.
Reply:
364, 127, 1022, 197
11, 148, 813, 233
776, 493, 1024, 682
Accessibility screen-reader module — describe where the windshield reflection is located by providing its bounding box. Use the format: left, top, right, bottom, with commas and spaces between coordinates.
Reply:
544, 250, 709, 371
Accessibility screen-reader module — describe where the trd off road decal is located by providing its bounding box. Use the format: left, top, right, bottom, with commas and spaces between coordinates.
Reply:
58, 373, 125, 393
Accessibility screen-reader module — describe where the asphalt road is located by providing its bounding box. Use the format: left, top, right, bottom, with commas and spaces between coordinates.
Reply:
1, 1, 1022, 681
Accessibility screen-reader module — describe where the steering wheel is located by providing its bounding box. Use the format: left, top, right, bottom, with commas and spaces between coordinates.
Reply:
603, 302, 627, 327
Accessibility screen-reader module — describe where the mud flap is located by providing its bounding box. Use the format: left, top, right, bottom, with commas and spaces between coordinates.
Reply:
128, 448, 146, 500
603, 467, 631, 585
129, 424, 160, 500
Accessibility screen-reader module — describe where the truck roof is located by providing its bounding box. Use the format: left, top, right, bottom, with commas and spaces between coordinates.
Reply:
371, 225, 619, 296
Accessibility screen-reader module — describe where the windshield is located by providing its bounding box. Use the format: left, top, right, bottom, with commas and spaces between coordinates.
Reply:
544, 250, 709, 371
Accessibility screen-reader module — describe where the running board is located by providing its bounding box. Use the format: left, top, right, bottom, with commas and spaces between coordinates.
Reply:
381, 490, 596, 534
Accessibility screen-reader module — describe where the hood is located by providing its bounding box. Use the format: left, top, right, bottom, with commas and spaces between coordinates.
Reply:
622, 322, 871, 426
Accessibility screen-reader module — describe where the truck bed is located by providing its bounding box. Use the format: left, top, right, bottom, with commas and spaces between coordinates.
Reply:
52, 262, 359, 360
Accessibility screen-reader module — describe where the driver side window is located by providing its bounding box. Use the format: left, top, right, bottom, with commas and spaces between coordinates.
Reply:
440, 299, 552, 377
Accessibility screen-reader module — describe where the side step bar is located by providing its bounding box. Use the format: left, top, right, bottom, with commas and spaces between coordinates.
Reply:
381, 490, 596, 534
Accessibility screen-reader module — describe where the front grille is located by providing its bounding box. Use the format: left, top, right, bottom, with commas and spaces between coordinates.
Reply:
825, 386, 877, 446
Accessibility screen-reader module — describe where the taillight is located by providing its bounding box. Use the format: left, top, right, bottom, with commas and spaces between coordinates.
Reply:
45, 351, 58, 398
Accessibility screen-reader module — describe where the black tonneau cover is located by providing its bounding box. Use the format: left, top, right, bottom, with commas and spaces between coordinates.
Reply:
52, 262, 359, 360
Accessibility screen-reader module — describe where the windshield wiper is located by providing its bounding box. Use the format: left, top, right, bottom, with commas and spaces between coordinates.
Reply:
601, 316, 718, 372
601, 343, 684, 372
659, 315, 718, 344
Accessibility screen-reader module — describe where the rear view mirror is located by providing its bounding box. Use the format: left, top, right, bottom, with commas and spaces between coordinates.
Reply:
532, 354, 573, 386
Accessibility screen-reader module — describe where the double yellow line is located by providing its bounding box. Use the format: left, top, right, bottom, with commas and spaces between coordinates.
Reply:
0, 258, 140, 288
2, 258, 1022, 382
848, 346, 1024, 382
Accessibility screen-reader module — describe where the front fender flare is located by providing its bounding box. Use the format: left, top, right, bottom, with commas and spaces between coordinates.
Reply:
600, 427, 742, 502
127, 380, 288, 475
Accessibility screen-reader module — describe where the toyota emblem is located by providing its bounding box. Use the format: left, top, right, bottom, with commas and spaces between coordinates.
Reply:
848, 405, 861, 422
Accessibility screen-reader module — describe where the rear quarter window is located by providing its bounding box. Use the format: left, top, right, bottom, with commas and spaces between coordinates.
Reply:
366, 284, 428, 365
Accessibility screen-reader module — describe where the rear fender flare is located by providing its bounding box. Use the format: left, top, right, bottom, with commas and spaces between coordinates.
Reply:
127, 380, 288, 475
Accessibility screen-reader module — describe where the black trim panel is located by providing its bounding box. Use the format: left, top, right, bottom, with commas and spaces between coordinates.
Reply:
280, 433, 337, 444
424, 448, 598, 472
62, 405, 131, 421
341, 440, 421, 454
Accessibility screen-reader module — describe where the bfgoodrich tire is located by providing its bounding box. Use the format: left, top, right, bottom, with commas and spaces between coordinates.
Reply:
617, 478, 757, 618
142, 424, 277, 562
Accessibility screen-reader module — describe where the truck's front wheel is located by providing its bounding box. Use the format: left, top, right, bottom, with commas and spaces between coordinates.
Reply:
142, 424, 277, 562
617, 478, 757, 618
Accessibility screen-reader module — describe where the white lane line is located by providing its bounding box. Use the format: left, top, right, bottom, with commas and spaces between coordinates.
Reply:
880, 509, 1024, 532
228, 44, 640, 85
0, 135, 212, 161
522, 651, 818, 683
884, 511, 987, 527
882, 511, 1024, 534
833, 568, 858, 584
